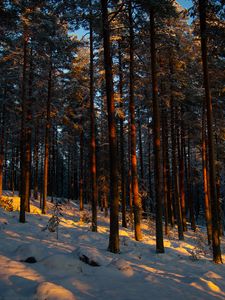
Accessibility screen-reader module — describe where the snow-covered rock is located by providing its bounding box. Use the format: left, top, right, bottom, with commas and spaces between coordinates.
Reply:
73, 245, 111, 267
14, 243, 49, 261
41, 253, 82, 272
36, 282, 77, 300
110, 258, 134, 276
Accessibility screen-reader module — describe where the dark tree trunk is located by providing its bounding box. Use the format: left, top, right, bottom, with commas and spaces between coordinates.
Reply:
89, 5, 98, 231
150, 9, 164, 252
179, 110, 187, 231
118, 40, 127, 228
202, 106, 212, 244
0, 103, 5, 199
79, 127, 84, 211
33, 121, 39, 200
162, 109, 169, 235
101, 0, 120, 253
164, 117, 174, 228
199, 0, 222, 264
138, 108, 145, 212
25, 47, 34, 211
148, 125, 153, 213
42, 61, 52, 214
128, 123, 133, 230
187, 135, 196, 231
19, 30, 28, 223
129, 0, 142, 241
170, 71, 184, 240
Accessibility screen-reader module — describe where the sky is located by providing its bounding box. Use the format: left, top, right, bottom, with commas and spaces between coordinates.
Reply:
74, 0, 194, 39
178, 0, 193, 9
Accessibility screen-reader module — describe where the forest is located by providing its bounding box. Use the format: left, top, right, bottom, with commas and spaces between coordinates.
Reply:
0, 0, 225, 299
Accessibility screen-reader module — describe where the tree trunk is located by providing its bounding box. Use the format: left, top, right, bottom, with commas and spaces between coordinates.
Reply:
79, 127, 84, 211
187, 134, 196, 231
118, 40, 127, 228
202, 105, 212, 244
19, 30, 28, 223
138, 108, 145, 212
150, 9, 164, 252
148, 124, 153, 213
33, 122, 39, 200
170, 69, 184, 240
0, 103, 5, 199
162, 109, 169, 235
89, 5, 98, 231
199, 0, 222, 263
128, 0, 142, 241
42, 61, 52, 214
101, 0, 120, 253
179, 110, 187, 231
128, 122, 133, 230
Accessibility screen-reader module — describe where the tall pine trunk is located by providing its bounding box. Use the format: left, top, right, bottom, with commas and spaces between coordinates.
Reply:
187, 134, 196, 231
150, 9, 164, 252
162, 109, 169, 235
179, 110, 187, 231
89, 3, 98, 231
129, 0, 142, 241
42, 61, 52, 214
138, 108, 145, 212
170, 70, 184, 240
198, 0, 222, 263
118, 40, 127, 228
101, 0, 120, 253
19, 30, 28, 223
0, 104, 5, 199
33, 121, 39, 199
202, 105, 212, 244
79, 127, 84, 211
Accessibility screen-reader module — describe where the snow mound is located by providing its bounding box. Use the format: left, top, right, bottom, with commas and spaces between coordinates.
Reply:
204, 271, 223, 279
41, 254, 82, 272
0, 216, 8, 225
36, 282, 77, 300
73, 245, 111, 266
110, 258, 134, 276
14, 243, 48, 261
78, 233, 102, 242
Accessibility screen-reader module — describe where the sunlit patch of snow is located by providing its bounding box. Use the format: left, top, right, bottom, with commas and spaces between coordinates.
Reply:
36, 281, 77, 300
0, 192, 225, 300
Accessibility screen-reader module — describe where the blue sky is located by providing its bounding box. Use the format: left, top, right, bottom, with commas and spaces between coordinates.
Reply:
178, 0, 193, 9
74, 0, 193, 39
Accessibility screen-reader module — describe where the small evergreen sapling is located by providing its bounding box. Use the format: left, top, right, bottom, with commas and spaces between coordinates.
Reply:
187, 227, 210, 260
43, 202, 63, 239
0, 197, 13, 212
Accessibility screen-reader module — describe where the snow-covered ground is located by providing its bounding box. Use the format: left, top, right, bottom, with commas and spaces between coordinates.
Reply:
0, 191, 225, 300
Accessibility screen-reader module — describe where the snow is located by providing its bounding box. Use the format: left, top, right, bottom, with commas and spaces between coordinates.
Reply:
0, 191, 225, 300
36, 282, 77, 300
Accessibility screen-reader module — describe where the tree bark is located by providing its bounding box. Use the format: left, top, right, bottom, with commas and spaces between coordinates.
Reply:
202, 105, 212, 244
79, 127, 84, 211
187, 134, 196, 231
89, 4, 98, 231
101, 0, 120, 253
150, 9, 164, 252
0, 103, 5, 199
170, 63, 184, 240
162, 109, 169, 235
178, 109, 187, 231
129, 0, 142, 241
19, 29, 28, 223
118, 40, 127, 228
198, 0, 222, 263
33, 121, 39, 200
148, 125, 153, 213
42, 61, 52, 214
